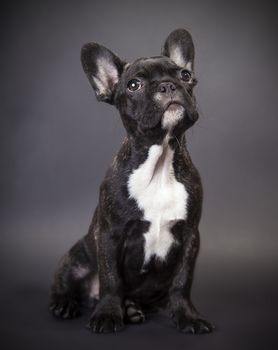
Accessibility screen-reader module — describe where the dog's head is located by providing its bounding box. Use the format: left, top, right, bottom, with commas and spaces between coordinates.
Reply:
81, 29, 198, 140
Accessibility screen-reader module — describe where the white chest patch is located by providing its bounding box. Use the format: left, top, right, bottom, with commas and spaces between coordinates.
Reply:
127, 141, 188, 264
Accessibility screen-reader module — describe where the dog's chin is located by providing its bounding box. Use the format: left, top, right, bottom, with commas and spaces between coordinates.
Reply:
162, 103, 185, 129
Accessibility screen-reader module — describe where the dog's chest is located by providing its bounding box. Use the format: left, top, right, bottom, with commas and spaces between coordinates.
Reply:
127, 143, 188, 264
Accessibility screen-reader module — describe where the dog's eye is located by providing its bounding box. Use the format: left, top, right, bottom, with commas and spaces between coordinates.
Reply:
127, 79, 142, 92
180, 69, 191, 82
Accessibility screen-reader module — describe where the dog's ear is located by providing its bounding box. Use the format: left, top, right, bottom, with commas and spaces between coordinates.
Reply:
162, 29, 195, 71
81, 43, 125, 104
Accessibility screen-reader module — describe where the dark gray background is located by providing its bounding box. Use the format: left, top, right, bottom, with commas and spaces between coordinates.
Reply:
1, 0, 278, 349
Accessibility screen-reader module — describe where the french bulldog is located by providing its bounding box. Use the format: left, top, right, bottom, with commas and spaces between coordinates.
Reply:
49, 28, 215, 334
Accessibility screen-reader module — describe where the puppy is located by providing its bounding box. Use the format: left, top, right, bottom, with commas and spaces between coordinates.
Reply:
49, 28, 215, 334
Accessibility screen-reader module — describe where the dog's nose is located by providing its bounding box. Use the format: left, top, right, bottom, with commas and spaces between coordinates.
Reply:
159, 82, 176, 94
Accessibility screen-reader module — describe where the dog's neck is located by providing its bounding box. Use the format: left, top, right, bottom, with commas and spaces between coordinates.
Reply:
127, 131, 187, 153
117, 132, 188, 176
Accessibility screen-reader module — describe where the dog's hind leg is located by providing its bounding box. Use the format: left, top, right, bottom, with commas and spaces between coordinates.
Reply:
49, 237, 97, 319
124, 299, 145, 324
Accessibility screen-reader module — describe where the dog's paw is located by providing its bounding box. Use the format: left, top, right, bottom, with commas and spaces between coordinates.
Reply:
88, 299, 124, 333
124, 299, 145, 324
49, 294, 80, 319
88, 311, 124, 333
172, 310, 215, 334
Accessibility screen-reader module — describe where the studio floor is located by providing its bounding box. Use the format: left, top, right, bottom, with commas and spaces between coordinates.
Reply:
1, 217, 277, 350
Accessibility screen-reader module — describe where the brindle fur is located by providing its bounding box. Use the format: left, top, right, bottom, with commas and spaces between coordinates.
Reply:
49, 28, 215, 334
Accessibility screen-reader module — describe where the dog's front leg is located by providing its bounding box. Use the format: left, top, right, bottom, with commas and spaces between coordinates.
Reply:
168, 227, 215, 334
88, 223, 124, 333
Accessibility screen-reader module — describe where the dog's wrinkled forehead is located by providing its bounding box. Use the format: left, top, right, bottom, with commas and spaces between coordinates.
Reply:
81, 29, 195, 103
122, 56, 179, 81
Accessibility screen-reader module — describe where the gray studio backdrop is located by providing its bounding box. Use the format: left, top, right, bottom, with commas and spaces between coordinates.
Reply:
1, 0, 278, 349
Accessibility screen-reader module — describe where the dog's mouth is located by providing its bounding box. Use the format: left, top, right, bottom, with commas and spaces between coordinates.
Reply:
162, 101, 185, 129
164, 101, 185, 112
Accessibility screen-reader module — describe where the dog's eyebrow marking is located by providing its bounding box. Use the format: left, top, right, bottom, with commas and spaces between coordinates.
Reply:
133, 70, 148, 78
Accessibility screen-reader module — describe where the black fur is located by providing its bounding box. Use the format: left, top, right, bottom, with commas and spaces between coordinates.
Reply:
49, 28, 215, 334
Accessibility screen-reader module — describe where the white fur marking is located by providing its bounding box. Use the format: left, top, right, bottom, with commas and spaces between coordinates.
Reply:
89, 274, 100, 299
153, 92, 163, 102
128, 140, 188, 264
72, 265, 90, 279
162, 105, 185, 129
